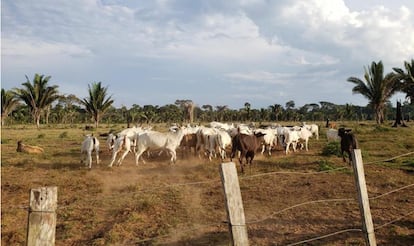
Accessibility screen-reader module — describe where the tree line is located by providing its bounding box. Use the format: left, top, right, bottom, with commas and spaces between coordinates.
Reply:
2, 60, 413, 128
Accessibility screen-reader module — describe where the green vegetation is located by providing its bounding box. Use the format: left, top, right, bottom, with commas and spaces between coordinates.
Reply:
347, 61, 400, 124
321, 141, 341, 157
1, 59, 413, 128
80, 82, 114, 128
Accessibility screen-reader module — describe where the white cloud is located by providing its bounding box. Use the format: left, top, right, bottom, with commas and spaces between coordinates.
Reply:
2, 39, 92, 58
2, 0, 413, 108
225, 71, 291, 84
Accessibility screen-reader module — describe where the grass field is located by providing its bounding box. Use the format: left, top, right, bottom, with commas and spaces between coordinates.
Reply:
1, 121, 414, 245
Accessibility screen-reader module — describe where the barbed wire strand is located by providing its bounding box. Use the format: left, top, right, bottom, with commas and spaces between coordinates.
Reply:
132, 209, 414, 245
285, 228, 363, 246
370, 183, 414, 200
239, 167, 348, 180
76, 168, 350, 203
4, 176, 413, 213
364, 151, 414, 165
246, 198, 355, 225
285, 210, 414, 245
376, 210, 414, 230
56, 151, 414, 203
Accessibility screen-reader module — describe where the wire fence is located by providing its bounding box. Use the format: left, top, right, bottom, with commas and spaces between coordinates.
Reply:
2, 151, 413, 245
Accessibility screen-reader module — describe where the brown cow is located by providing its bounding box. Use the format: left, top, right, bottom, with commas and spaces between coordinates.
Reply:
338, 128, 358, 164
16, 141, 44, 154
179, 133, 198, 157
230, 132, 265, 173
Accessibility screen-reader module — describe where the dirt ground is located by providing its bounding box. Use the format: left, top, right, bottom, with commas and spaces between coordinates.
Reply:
90, 150, 414, 246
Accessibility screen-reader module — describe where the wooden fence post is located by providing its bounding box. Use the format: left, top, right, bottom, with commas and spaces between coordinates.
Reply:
220, 162, 249, 246
26, 186, 58, 246
351, 149, 377, 246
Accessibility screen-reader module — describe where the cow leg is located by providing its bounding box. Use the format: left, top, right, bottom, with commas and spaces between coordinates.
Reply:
108, 151, 118, 167
135, 148, 147, 165
239, 151, 245, 173
117, 149, 130, 166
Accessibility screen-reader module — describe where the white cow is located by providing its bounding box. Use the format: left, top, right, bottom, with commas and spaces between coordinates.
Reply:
255, 127, 278, 156
215, 129, 232, 160
195, 126, 218, 159
302, 122, 319, 140
135, 127, 186, 165
81, 135, 100, 168
284, 126, 313, 154
108, 135, 132, 167
284, 128, 300, 155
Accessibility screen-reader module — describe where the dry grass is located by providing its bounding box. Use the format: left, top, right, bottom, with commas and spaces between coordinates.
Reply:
1, 122, 414, 245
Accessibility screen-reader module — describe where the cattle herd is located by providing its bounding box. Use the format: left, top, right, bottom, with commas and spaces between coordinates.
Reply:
77, 121, 358, 172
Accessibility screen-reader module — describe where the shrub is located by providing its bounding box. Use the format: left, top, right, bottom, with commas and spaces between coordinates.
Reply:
59, 131, 68, 138
37, 133, 45, 139
321, 142, 341, 156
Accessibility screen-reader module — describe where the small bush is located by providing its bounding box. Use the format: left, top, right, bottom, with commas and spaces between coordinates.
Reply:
321, 142, 341, 156
59, 131, 68, 138
37, 133, 45, 139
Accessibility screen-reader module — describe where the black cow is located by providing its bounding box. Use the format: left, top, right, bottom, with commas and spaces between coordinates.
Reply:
230, 132, 265, 173
338, 128, 359, 164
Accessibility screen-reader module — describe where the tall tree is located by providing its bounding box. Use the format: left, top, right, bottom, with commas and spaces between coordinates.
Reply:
347, 61, 400, 124
244, 102, 251, 121
81, 82, 114, 128
13, 74, 60, 128
393, 59, 414, 104
175, 99, 195, 123
1, 88, 20, 125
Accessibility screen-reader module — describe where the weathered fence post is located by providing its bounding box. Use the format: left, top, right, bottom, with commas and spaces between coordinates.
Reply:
26, 186, 58, 246
219, 162, 249, 246
351, 149, 377, 246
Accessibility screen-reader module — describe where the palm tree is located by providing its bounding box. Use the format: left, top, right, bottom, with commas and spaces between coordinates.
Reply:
393, 59, 414, 104
244, 102, 251, 121
13, 74, 60, 128
347, 61, 400, 124
81, 82, 114, 128
1, 88, 21, 125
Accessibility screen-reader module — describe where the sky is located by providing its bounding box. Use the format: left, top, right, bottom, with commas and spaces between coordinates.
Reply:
1, 0, 414, 110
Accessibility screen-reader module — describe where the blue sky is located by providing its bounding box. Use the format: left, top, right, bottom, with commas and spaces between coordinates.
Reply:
2, 0, 413, 109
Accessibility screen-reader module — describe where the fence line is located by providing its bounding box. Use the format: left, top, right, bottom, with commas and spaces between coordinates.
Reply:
74, 163, 412, 204
58, 179, 413, 244
2, 172, 414, 213
285, 209, 414, 245
245, 198, 355, 224
370, 183, 414, 200
285, 228, 363, 246
375, 210, 414, 230
75, 168, 350, 203
3, 151, 413, 244
131, 209, 414, 245
364, 151, 414, 165
47, 150, 413, 204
